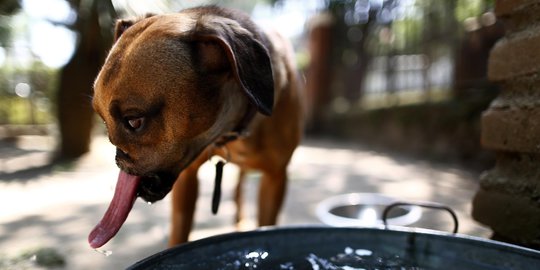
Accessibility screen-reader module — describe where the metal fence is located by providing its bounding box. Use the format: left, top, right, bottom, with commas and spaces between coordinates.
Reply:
364, 54, 453, 94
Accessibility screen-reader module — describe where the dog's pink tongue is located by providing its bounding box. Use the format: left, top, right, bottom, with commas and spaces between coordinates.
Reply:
88, 171, 140, 248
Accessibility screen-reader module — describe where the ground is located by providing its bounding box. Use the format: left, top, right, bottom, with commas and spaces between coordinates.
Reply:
0, 135, 491, 269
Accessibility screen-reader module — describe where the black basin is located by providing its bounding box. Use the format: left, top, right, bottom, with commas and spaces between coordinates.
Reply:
128, 226, 540, 270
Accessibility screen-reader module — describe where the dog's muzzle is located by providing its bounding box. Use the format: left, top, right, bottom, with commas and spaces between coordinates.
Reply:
115, 148, 177, 203
137, 172, 177, 203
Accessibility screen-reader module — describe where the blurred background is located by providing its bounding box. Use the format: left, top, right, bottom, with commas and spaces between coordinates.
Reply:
0, 0, 504, 269
0, 0, 501, 168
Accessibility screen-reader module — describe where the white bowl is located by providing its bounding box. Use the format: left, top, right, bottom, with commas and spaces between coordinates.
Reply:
316, 193, 422, 227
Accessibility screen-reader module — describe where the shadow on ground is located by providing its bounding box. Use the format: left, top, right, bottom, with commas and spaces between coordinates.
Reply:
0, 135, 492, 269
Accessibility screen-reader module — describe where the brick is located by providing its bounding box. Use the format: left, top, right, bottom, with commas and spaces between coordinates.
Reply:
479, 159, 540, 198
499, 3, 540, 32
472, 188, 540, 245
488, 26, 540, 81
481, 106, 540, 152
493, 74, 540, 107
495, 0, 540, 17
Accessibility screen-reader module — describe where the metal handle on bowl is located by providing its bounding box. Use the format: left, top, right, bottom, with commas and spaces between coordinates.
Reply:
382, 201, 459, 234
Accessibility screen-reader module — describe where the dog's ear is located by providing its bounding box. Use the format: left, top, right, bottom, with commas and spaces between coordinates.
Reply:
190, 16, 274, 116
114, 14, 156, 42
114, 19, 133, 41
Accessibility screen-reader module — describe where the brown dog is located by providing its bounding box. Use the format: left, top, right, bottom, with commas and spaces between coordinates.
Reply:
89, 6, 304, 248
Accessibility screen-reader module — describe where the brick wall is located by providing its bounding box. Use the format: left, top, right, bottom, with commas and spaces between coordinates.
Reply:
472, 0, 540, 248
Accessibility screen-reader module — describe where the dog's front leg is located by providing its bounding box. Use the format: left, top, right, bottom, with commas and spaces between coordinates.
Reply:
234, 169, 246, 227
257, 169, 288, 226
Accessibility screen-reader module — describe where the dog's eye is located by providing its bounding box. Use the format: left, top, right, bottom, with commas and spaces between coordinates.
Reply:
126, 117, 144, 131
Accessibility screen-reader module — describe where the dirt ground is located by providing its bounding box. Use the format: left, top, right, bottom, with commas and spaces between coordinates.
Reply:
0, 135, 491, 269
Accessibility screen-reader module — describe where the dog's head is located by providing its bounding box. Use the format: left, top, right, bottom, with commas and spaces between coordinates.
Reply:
89, 9, 274, 248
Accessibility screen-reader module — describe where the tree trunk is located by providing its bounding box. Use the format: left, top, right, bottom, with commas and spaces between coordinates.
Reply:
56, 51, 100, 159
56, 1, 112, 159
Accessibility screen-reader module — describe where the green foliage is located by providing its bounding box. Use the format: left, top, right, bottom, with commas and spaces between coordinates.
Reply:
0, 0, 21, 46
0, 96, 52, 124
0, 0, 20, 15
0, 62, 58, 125
455, 0, 492, 22
0, 16, 12, 46
391, 17, 422, 53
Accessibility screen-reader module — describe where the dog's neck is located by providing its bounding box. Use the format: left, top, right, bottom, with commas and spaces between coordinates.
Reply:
213, 104, 256, 147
